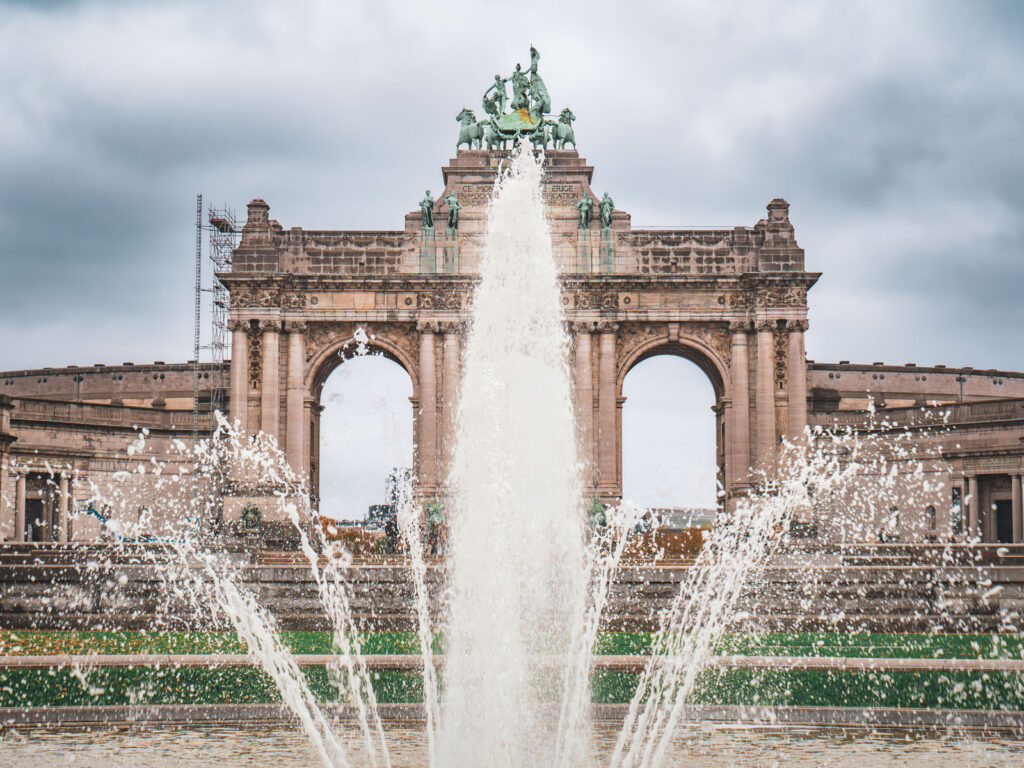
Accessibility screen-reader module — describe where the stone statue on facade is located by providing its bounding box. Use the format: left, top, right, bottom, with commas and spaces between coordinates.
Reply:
551, 108, 576, 150
482, 74, 507, 117
575, 193, 594, 229
599, 193, 615, 229
457, 47, 578, 150
419, 191, 435, 229
528, 45, 551, 114
456, 108, 485, 151
444, 192, 461, 230
509, 63, 530, 111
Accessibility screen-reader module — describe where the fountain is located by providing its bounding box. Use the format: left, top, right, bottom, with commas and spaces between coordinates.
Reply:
2, 143, 1024, 768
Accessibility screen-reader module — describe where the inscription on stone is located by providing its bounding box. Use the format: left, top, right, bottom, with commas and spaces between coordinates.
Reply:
456, 182, 580, 208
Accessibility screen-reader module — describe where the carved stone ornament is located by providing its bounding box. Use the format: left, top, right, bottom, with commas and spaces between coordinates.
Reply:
304, 322, 419, 374
280, 292, 308, 309
258, 319, 283, 332
247, 328, 262, 386
756, 285, 807, 309
728, 292, 753, 309
231, 287, 280, 308
787, 319, 810, 332
416, 319, 442, 334
727, 321, 753, 334
417, 291, 463, 310
774, 326, 788, 387
575, 291, 618, 310
283, 320, 308, 334
227, 318, 247, 333
438, 321, 466, 334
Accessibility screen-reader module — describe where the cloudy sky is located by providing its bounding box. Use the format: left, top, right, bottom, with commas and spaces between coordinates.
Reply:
2, 0, 1022, 513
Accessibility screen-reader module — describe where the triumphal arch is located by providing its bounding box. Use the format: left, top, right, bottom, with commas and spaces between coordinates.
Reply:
221, 49, 816, 513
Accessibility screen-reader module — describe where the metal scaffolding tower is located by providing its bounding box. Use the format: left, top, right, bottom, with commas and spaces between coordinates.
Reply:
192, 194, 203, 443
207, 205, 239, 419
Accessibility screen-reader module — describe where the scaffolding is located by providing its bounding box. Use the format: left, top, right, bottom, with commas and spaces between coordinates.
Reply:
192, 194, 203, 443
206, 205, 239, 420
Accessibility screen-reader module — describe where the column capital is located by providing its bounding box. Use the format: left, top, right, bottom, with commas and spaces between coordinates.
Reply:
728, 321, 753, 334
754, 319, 776, 333
596, 321, 619, 333
786, 319, 810, 332
569, 320, 596, 334
283, 320, 307, 334
227, 318, 248, 332
416, 319, 441, 334
439, 320, 466, 335
258, 319, 282, 332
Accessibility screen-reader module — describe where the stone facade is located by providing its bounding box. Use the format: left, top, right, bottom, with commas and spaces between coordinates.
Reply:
1, 149, 1022, 545
221, 150, 815, 510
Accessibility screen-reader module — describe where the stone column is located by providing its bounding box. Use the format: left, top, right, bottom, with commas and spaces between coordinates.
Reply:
14, 473, 26, 542
417, 322, 438, 489
754, 320, 777, 471
1012, 473, 1022, 543
597, 323, 618, 495
573, 323, 595, 489
57, 473, 69, 543
786, 320, 809, 441
441, 323, 462, 472
228, 319, 249, 433
259, 320, 282, 442
967, 475, 980, 540
728, 323, 752, 492
285, 322, 307, 478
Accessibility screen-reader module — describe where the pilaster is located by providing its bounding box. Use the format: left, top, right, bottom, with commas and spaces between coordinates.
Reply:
754, 319, 777, 471
259, 319, 282, 442
416, 321, 439, 490
728, 321, 752, 495
597, 321, 619, 497
228, 319, 249, 433
284, 321, 307, 478
786, 319, 809, 441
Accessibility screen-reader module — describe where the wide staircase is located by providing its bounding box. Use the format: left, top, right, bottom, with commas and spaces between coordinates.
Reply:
1, 542, 1021, 633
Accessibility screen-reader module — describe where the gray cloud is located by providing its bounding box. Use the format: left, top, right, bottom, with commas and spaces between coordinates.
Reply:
1, 1, 1022, 505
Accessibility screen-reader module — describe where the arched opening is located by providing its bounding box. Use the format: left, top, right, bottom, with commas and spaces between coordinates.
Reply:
315, 354, 414, 522
621, 354, 720, 521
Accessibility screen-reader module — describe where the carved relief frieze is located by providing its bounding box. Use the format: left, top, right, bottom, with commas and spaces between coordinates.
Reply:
247, 325, 262, 387
304, 321, 419, 375
614, 321, 732, 372
774, 326, 788, 388
756, 284, 807, 308
575, 290, 619, 310
417, 291, 463, 310
231, 286, 280, 308
728, 291, 753, 309
615, 322, 660, 360
680, 323, 732, 368
280, 291, 307, 309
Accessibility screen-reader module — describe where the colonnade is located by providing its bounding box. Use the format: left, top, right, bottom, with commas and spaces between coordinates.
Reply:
227, 316, 811, 507
570, 318, 809, 504
228, 319, 308, 478
10, 469, 74, 542
955, 472, 1024, 543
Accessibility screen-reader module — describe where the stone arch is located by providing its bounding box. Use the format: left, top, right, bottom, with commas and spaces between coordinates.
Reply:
616, 334, 730, 399
616, 334, 731, 509
303, 331, 419, 509
305, 332, 419, 402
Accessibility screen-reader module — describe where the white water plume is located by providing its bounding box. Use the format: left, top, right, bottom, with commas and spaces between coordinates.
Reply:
437, 142, 590, 767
